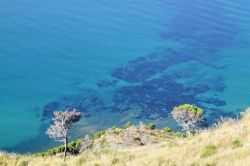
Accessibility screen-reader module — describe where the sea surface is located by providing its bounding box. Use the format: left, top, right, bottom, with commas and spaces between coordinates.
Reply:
0, 0, 250, 153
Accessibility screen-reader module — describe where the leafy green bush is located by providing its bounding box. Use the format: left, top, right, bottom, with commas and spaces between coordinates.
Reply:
39, 139, 82, 157
112, 125, 118, 129
94, 131, 105, 139
172, 131, 186, 137
175, 104, 203, 115
163, 127, 172, 132
112, 158, 119, 165
201, 145, 217, 158
145, 123, 156, 130
124, 121, 132, 129
67, 139, 82, 154
232, 139, 243, 148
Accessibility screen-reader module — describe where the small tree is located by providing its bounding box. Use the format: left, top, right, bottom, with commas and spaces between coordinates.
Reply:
171, 104, 204, 136
46, 108, 82, 161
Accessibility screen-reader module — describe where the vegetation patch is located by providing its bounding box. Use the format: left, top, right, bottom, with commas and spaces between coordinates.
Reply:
174, 104, 203, 115
172, 104, 204, 136
201, 145, 217, 158
205, 163, 216, 166
94, 131, 105, 139
124, 121, 132, 129
111, 158, 119, 165
172, 131, 186, 138
39, 139, 82, 157
163, 127, 172, 132
18, 161, 29, 166
77, 157, 87, 166
232, 139, 243, 148
145, 123, 156, 130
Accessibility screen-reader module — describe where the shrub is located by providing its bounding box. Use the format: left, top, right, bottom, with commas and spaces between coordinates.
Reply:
232, 139, 243, 148
124, 121, 132, 129
145, 123, 156, 130
201, 145, 217, 158
175, 104, 203, 115
112, 158, 119, 165
173, 131, 186, 137
94, 131, 105, 139
39, 139, 82, 157
172, 104, 204, 136
112, 125, 118, 129
163, 127, 172, 132
67, 139, 82, 155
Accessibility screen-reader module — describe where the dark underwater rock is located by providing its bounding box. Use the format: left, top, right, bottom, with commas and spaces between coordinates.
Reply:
96, 79, 118, 88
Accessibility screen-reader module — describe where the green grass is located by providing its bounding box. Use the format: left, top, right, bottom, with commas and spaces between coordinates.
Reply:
145, 123, 156, 130
201, 145, 217, 158
163, 127, 172, 132
232, 139, 243, 148
124, 121, 132, 129
94, 131, 105, 139
18, 161, 29, 166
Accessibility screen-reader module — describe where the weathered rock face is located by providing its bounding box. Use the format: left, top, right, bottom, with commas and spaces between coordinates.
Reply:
81, 123, 173, 153
79, 135, 93, 153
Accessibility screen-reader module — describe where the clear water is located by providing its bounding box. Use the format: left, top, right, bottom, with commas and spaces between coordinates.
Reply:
0, 0, 250, 153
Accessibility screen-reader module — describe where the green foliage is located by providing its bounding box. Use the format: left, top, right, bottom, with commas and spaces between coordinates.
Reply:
67, 139, 82, 154
145, 123, 156, 130
172, 131, 186, 138
94, 131, 105, 139
44, 145, 65, 156
18, 161, 29, 166
201, 145, 217, 158
175, 104, 203, 115
111, 158, 119, 165
112, 125, 118, 129
232, 139, 243, 148
39, 139, 82, 157
124, 121, 132, 129
94, 163, 100, 166
163, 127, 172, 132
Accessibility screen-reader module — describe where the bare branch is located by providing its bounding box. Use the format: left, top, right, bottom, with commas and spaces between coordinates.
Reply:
46, 109, 82, 141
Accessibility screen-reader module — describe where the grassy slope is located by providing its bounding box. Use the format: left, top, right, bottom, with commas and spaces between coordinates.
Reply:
1, 109, 250, 166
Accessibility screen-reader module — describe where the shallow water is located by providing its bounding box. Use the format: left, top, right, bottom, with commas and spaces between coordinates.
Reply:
0, 0, 250, 153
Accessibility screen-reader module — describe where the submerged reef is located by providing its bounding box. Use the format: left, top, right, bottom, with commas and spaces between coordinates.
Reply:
41, 48, 227, 124
38, 0, 239, 143
43, 94, 105, 119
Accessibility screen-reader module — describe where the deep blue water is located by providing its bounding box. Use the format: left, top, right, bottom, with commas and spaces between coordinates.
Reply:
1, 0, 250, 153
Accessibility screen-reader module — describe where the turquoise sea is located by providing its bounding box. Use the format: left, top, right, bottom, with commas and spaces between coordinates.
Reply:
1, 0, 250, 153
